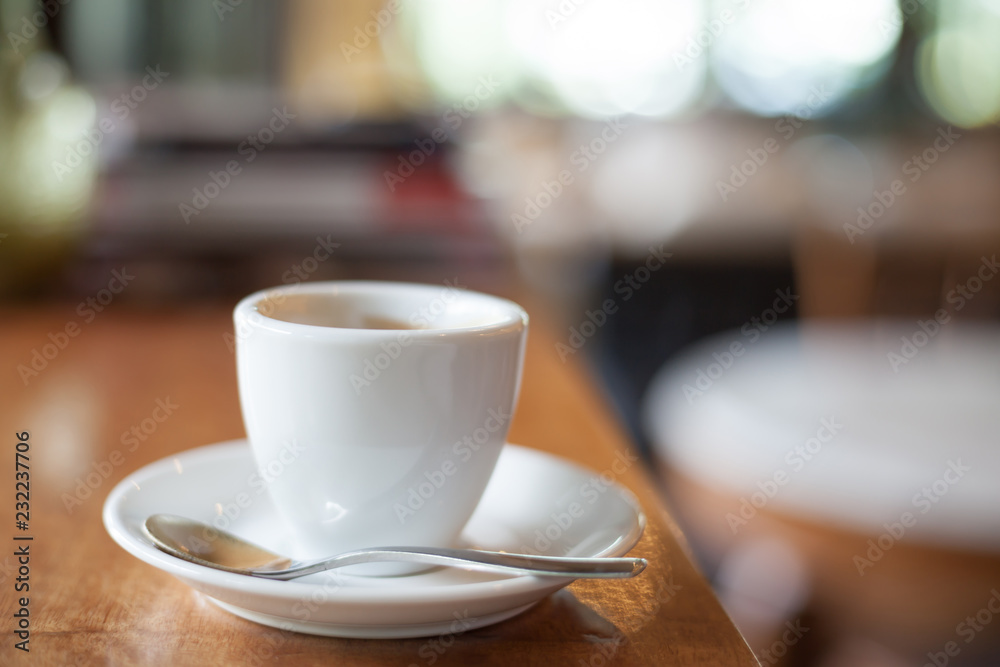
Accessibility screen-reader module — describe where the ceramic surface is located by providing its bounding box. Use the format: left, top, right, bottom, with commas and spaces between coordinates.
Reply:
103, 441, 646, 638
233, 281, 529, 559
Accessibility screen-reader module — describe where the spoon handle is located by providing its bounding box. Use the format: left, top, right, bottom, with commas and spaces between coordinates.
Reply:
258, 548, 647, 580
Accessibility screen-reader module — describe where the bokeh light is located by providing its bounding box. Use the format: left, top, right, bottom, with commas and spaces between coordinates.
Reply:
395, 0, 707, 119
710, 0, 902, 117
916, 0, 1000, 128
398, 0, 517, 111
507, 0, 706, 118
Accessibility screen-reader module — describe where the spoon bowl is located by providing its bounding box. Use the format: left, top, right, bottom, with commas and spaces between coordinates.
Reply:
144, 514, 647, 580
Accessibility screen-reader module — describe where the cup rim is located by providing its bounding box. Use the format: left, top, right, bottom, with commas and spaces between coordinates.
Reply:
233, 280, 528, 338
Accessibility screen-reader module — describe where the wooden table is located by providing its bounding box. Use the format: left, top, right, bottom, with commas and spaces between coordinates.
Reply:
0, 302, 757, 666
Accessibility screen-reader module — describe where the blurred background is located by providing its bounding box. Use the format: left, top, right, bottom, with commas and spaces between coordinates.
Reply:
2, 0, 999, 664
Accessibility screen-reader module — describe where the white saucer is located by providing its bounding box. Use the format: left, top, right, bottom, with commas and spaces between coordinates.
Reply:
103, 440, 645, 638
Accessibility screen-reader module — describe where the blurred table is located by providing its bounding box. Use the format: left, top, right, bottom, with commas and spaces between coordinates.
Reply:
0, 302, 757, 666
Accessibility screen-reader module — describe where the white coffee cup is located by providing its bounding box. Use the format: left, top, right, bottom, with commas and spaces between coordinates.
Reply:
233, 281, 528, 562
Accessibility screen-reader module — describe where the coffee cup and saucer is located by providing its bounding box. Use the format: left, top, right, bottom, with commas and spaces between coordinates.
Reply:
104, 281, 645, 638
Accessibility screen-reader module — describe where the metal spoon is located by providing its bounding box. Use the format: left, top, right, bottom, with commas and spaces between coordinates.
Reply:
143, 514, 647, 580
